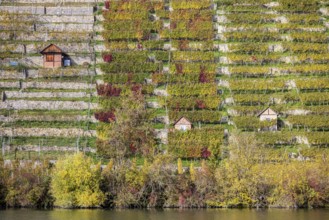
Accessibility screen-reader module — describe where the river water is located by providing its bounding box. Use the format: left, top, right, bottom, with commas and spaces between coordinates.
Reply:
1, 209, 329, 220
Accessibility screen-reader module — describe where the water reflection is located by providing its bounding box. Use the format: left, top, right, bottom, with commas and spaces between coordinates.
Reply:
0, 208, 329, 220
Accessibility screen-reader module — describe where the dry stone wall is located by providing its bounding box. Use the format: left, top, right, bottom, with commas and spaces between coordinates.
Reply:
0, 0, 99, 158
0, 127, 96, 137
4, 91, 96, 99
9, 146, 96, 153
0, 100, 97, 110
22, 82, 92, 90
0, 6, 94, 16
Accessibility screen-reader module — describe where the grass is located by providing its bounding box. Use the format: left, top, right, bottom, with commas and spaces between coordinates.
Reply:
153, 123, 165, 129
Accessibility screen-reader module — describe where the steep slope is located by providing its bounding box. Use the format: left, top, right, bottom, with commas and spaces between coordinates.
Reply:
0, 0, 102, 160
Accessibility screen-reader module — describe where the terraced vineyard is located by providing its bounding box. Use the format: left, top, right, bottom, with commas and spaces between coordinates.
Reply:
0, 0, 102, 160
217, 0, 329, 157
1, 0, 328, 161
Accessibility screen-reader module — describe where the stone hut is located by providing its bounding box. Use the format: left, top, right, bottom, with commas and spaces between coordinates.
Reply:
40, 44, 63, 68
174, 117, 192, 131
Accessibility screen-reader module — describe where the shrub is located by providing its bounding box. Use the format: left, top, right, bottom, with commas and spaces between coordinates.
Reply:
51, 153, 105, 208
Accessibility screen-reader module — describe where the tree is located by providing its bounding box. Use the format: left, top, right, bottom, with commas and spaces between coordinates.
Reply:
97, 93, 156, 159
213, 132, 270, 208
51, 153, 105, 208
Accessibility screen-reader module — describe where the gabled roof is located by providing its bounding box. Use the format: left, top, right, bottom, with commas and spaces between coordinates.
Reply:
40, 44, 63, 54
173, 116, 192, 126
257, 107, 278, 117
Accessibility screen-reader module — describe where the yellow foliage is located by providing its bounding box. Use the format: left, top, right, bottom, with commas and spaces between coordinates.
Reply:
190, 163, 196, 182
177, 158, 183, 175
51, 153, 105, 208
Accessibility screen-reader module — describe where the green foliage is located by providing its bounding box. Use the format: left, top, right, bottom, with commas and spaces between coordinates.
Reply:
277, 0, 318, 12
226, 13, 276, 24
224, 32, 281, 42
168, 83, 217, 96
230, 79, 286, 92
170, 9, 213, 21
300, 92, 329, 104
153, 72, 215, 84
286, 115, 329, 130
170, 63, 216, 74
168, 127, 223, 158
296, 78, 329, 90
233, 116, 277, 131
172, 51, 214, 62
171, 0, 212, 10
163, 95, 220, 110
51, 153, 105, 208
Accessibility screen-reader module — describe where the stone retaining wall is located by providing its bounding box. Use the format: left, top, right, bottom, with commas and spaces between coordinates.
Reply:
0, 70, 25, 80
5, 91, 95, 99
0, 81, 20, 89
0, 68, 93, 79
8, 145, 96, 153
0, 14, 95, 24
0, 100, 97, 110
36, 23, 94, 32
0, 6, 94, 16
0, 31, 91, 42
22, 81, 92, 90
0, 127, 96, 137
0, 23, 94, 32
1, 114, 97, 122
28, 68, 94, 78
0, 6, 45, 14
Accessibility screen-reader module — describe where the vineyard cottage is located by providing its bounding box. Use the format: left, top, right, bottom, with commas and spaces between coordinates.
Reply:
257, 107, 278, 131
174, 117, 192, 131
41, 44, 64, 68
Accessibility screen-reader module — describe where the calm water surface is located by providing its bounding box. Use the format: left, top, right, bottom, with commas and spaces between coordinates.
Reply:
1, 209, 329, 220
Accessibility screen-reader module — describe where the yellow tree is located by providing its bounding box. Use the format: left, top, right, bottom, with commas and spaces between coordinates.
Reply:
51, 153, 105, 208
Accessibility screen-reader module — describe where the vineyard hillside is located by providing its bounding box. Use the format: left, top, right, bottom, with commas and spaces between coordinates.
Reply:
0, 0, 328, 161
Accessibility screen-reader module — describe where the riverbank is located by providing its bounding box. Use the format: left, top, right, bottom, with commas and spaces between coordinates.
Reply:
1, 149, 329, 209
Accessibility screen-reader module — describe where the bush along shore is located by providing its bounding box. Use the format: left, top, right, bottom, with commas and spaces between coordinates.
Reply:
0, 134, 328, 209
